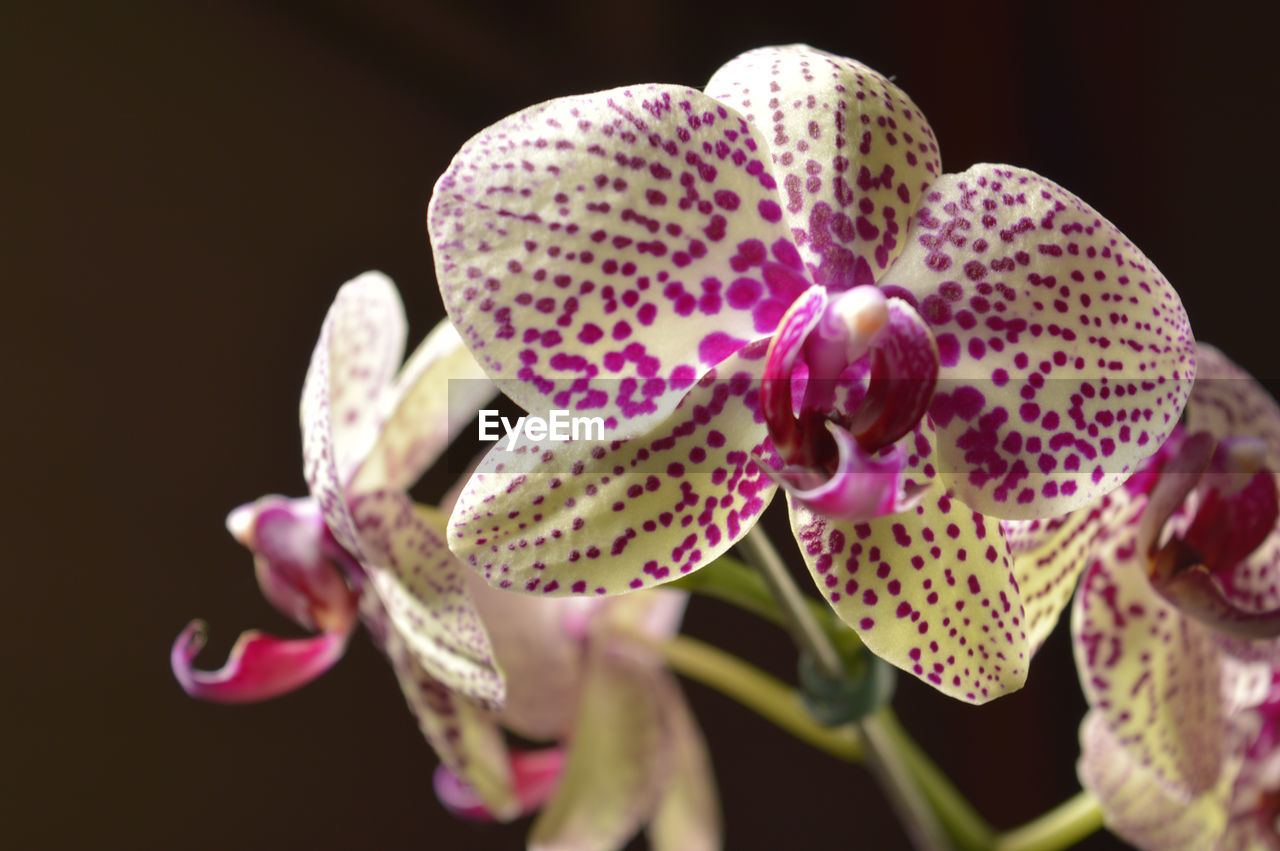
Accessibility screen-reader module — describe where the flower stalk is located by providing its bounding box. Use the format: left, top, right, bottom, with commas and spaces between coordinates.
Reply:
992, 791, 1103, 851
739, 526, 954, 851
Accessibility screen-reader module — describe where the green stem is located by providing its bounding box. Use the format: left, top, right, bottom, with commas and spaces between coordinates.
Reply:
669, 552, 861, 655
740, 526, 845, 678
631, 632, 1099, 851
668, 538, 1101, 851
739, 526, 953, 851
993, 791, 1103, 851
873, 708, 994, 850
627, 631, 862, 762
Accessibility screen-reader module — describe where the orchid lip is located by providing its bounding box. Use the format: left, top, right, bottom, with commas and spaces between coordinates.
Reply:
1138, 429, 1280, 638
771, 421, 927, 519
761, 286, 938, 521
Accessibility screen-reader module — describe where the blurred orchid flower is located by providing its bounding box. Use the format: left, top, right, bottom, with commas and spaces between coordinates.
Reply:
430, 563, 721, 849
171, 273, 719, 838
429, 43, 1194, 703
173, 271, 502, 707
1008, 344, 1280, 847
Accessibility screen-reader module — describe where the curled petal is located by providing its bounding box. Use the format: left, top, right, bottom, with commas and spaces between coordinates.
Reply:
1153, 560, 1280, 641
230, 496, 359, 634
435, 747, 565, 822
789, 481, 1028, 704
762, 287, 827, 465
1073, 543, 1225, 795
351, 492, 503, 707
449, 344, 776, 596
1078, 712, 1232, 851
773, 421, 925, 520
170, 620, 348, 703
350, 319, 497, 493
849, 299, 939, 451
529, 648, 670, 851
706, 44, 941, 289
429, 84, 803, 441
301, 272, 407, 558
880, 164, 1195, 520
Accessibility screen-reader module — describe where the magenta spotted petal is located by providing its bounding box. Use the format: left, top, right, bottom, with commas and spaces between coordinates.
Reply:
1073, 539, 1225, 795
449, 344, 776, 597
1183, 346, 1280, 631
302, 272, 404, 560
351, 492, 504, 707
1078, 712, 1234, 850
367, 590, 521, 820
351, 318, 496, 493
1003, 491, 1137, 655
430, 85, 804, 440
791, 480, 1026, 704
879, 164, 1195, 519
706, 45, 940, 289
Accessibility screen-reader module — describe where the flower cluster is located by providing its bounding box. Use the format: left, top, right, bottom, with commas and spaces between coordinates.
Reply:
175, 43, 1240, 851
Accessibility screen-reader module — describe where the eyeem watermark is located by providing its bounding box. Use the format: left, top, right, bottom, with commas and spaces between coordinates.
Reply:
478, 409, 606, 450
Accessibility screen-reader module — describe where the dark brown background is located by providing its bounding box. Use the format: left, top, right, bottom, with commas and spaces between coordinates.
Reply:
6, 2, 1274, 848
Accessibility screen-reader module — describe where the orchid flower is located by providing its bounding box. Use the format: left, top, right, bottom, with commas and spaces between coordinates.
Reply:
172, 271, 523, 810
1004, 343, 1280, 848
428, 43, 1194, 703
171, 273, 719, 839
432, 572, 721, 850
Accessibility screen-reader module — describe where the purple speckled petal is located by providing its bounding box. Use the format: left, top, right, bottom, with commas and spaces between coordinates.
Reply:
448, 344, 776, 596
435, 747, 564, 822
351, 492, 503, 707
788, 480, 1027, 704
1004, 491, 1138, 655
647, 670, 721, 851
301, 272, 408, 558
1072, 539, 1225, 795
527, 647, 671, 851
1078, 711, 1232, 851
706, 44, 941, 290
170, 620, 349, 703
351, 318, 497, 493
878, 164, 1195, 520
429, 85, 805, 440
366, 589, 519, 820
